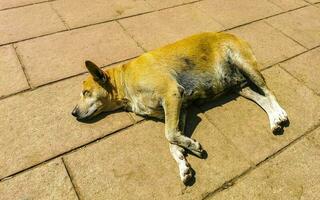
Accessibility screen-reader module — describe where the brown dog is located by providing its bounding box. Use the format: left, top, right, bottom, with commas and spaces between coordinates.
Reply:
71, 32, 289, 183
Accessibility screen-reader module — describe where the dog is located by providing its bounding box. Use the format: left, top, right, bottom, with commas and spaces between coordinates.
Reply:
71, 32, 289, 184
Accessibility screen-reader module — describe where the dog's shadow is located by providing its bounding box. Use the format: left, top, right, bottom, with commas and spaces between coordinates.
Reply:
76, 91, 289, 186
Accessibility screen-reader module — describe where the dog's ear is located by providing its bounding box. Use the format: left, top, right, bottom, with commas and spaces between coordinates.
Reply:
85, 60, 109, 84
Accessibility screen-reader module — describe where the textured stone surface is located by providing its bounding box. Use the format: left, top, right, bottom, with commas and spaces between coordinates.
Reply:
268, 0, 308, 10
0, 159, 78, 200
52, 0, 152, 28
195, 0, 282, 29
228, 21, 306, 68
0, 45, 29, 97
0, 0, 49, 10
146, 0, 197, 9
266, 6, 320, 49
209, 128, 320, 200
0, 3, 66, 45
119, 4, 223, 50
200, 66, 320, 163
280, 48, 320, 95
15, 22, 142, 87
64, 110, 251, 200
0, 74, 133, 179
1, 0, 320, 198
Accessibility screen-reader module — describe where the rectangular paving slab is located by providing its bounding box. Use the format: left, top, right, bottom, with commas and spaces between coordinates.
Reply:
15, 21, 143, 87
0, 45, 29, 98
0, 74, 133, 179
208, 128, 320, 200
266, 6, 320, 49
195, 0, 282, 29
228, 21, 306, 69
280, 47, 320, 95
119, 4, 224, 51
52, 0, 153, 28
200, 66, 320, 164
0, 3, 66, 45
0, 159, 78, 200
63, 110, 251, 200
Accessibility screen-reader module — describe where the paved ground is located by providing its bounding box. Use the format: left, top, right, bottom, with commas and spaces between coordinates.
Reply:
0, 0, 320, 199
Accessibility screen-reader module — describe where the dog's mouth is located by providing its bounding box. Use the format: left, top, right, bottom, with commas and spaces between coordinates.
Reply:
76, 107, 98, 121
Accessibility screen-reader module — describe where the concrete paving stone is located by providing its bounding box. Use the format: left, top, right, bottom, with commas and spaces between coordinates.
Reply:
119, 4, 224, 51
280, 47, 320, 95
52, 0, 153, 29
0, 45, 29, 97
0, 3, 66, 45
146, 0, 197, 10
0, 159, 78, 200
208, 128, 320, 200
15, 21, 143, 87
268, 0, 308, 10
200, 66, 320, 164
195, 0, 282, 29
0, 0, 49, 10
228, 21, 306, 69
63, 109, 251, 200
266, 6, 320, 49
0, 74, 133, 179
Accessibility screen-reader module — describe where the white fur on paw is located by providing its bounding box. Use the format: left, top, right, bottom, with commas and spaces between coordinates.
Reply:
269, 107, 288, 132
179, 163, 192, 184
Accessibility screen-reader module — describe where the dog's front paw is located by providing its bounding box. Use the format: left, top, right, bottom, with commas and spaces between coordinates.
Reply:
179, 163, 193, 184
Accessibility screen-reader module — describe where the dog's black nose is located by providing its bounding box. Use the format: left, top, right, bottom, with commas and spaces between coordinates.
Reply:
71, 107, 78, 117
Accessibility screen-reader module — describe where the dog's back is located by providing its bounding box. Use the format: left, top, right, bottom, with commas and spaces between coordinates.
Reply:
123, 32, 250, 103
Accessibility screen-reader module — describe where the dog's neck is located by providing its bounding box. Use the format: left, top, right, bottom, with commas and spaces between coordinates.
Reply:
104, 65, 128, 107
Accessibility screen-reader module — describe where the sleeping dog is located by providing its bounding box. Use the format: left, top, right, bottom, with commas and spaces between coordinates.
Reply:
71, 32, 289, 184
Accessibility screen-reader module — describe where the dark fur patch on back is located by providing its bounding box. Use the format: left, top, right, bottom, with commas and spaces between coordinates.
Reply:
180, 57, 196, 69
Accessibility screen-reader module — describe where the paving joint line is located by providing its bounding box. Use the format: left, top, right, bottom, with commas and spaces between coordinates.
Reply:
264, 20, 308, 50
12, 44, 32, 89
50, 3, 70, 30
196, 104, 255, 167
0, 120, 145, 182
220, 4, 310, 32
279, 63, 320, 97
260, 44, 320, 72
0, 0, 56, 12
202, 122, 320, 199
301, 0, 312, 4
62, 158, 82, 200
116, 21, 147, 52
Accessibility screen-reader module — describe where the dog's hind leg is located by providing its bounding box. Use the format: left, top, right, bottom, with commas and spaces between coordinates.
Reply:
237, 86, 289, 134
163, 85, 204, 157
169, 144, 193, 184
229, 44, 289, 133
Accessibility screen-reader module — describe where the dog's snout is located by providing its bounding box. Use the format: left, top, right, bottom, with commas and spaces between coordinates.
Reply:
71, 106, 78, 117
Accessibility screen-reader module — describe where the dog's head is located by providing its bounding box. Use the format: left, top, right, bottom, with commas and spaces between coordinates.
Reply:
71, 60, 122, 120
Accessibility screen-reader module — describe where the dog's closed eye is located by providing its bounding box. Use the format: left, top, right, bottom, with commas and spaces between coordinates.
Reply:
82, 90, 90, 96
